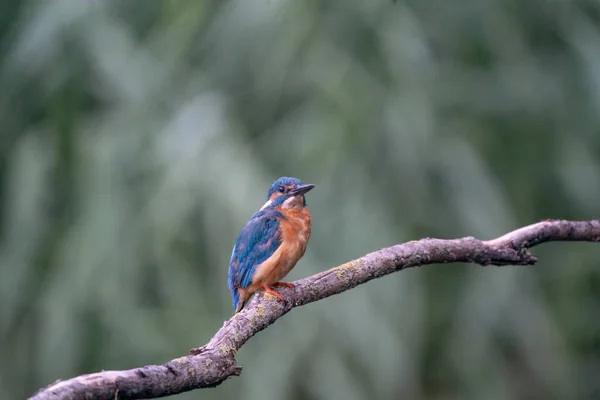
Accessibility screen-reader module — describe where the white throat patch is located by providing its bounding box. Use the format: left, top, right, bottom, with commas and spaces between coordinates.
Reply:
282, 196, 303, 209
259, 199, 272, 210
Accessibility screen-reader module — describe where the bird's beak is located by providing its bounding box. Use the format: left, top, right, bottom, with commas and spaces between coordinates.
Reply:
289, 184, 315, 196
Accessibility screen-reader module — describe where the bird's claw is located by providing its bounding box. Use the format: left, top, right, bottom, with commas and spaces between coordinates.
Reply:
262, 284, 285, 301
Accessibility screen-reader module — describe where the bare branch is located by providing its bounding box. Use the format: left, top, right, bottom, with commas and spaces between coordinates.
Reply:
30, 219, 600, 400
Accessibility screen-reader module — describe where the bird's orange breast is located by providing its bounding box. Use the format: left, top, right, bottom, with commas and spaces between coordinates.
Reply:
250, 207, 311, 286
279, 207, 311, 261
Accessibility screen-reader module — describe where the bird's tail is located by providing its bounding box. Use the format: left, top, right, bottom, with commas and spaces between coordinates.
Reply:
231, 288, 240, 312
232, 288, 253, 313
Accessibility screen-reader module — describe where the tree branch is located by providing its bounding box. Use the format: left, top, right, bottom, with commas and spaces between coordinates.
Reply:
30, 219, 600, 400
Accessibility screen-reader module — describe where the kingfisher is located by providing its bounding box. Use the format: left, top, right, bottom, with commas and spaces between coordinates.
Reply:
227, 177, 315, 313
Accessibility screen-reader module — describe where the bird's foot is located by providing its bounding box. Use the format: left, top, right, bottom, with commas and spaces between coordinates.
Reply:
261, 284, 285, 301
272, 282, 294, 288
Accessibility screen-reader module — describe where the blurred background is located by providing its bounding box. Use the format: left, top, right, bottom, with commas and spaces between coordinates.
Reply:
1, 0, 599, 399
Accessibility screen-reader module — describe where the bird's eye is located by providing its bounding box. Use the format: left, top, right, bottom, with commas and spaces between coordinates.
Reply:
278, 186, 285, 193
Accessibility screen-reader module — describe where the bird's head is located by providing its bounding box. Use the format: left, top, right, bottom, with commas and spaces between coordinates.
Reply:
263, 176, 315, 209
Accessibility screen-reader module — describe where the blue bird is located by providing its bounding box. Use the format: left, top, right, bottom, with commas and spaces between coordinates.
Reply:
228, 177, 314, 313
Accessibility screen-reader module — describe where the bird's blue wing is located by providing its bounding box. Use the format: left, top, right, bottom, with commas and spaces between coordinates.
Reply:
228, 209, 283, 310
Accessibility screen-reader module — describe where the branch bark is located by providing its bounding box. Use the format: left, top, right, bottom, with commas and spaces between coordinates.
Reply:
30, 219, 600, 400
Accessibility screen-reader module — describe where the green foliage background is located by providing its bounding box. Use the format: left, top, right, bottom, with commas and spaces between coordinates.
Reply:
1, 1, 599, 399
